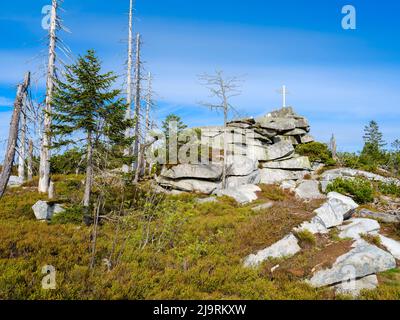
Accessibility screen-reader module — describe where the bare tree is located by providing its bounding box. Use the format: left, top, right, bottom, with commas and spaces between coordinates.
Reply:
17, 86, 28, 181
0, 72, 30, 198
198, 70, 242, 188
27, 139, 33, 181
132, 33, 142, 171
330, 134, 338, 160
39, 0, 59, 193
122, 0, 135, 173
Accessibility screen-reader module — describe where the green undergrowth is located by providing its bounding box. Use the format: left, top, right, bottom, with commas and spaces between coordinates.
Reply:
0, 176, 398, 300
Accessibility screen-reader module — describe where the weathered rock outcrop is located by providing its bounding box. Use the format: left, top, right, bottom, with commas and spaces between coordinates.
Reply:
157, 107, 315, 202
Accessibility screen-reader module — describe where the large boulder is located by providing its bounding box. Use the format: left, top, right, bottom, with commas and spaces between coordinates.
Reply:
308, 240, 396, 288
7, 176, 24, 188
257, 117, 297, 132
32, 201, 65, 221
379, 235, 400, 260
226, 155, 259, 176
157, 177, 220, 195
338, 218, 380, 240
215, 184, 261, 204
263, 156, 311, 170
160, 164, 223, 180
295, 180, 326, 200
265, 141, 295, 161
244, 233, 301, 267
313, 192, 359, 229
260, 168, 308, 184
226, 170, 261, 189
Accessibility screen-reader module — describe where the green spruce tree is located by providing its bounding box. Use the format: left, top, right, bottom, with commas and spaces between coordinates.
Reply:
51, 50, 131, 210
361, 120, 386, 168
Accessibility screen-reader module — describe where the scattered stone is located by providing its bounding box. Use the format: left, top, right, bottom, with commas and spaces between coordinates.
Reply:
295, 180, 326, 200
252, 202, 274, 212
321, 168, 400, 186
313, 192, 358, 229
338, 218, 380, 240
196, 197, 218, 204
32, 200, 65, 221
357, 209, 400, 224
280, 180, 297, 191
379, 235, 400, 260
244, 233, 301, 267
7, 176, 23, 187
334, 274, 378, 297
215, 184, 261, 204
308, 240, 396, 288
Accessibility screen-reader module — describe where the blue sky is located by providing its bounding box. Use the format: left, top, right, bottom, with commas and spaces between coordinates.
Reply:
1, 0, 400, 158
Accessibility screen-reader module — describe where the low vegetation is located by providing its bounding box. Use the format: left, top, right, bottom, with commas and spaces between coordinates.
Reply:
1, 177, 398, 300
295, 142, 336, 166
326, 177, 374, 204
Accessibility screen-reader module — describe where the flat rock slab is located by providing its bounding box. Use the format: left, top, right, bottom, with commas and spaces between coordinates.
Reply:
161, 164, 222, 180
263, 156, 311, 170
358, 209, 400, 224
280, 180, 297, 191
244, 233, 301, 268
334, 274, 378, 297
226, 170, 261, 189
338, 218, 380, 240
295, 180, 326, 200
215, 184, 261, 205
260, 168, 308, 184
379, 235, 400, 260
157, 177, 220, 195
265, 141, 295, 161
321, 168, 400, 186
308, 240, 396, 288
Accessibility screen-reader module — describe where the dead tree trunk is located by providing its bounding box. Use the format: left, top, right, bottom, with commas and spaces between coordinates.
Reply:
122, 0, 134, 173
134, 138, 158, 184
83, 131, 94, 208
0, 72, 30, 198
39, 0, 58, 193
27, 139, 33, 181
143, 72, 152, 176
17, 90, 28, 181
132, 33, 142, 171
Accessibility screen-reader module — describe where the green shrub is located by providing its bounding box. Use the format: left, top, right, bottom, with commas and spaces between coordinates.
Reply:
50, 206, 84, 225
295, 142, 335, 165
378, 182, 400, 197
326, 177, 374, 204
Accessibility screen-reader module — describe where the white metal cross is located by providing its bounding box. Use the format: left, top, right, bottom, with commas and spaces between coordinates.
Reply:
278, 85, 289, 108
